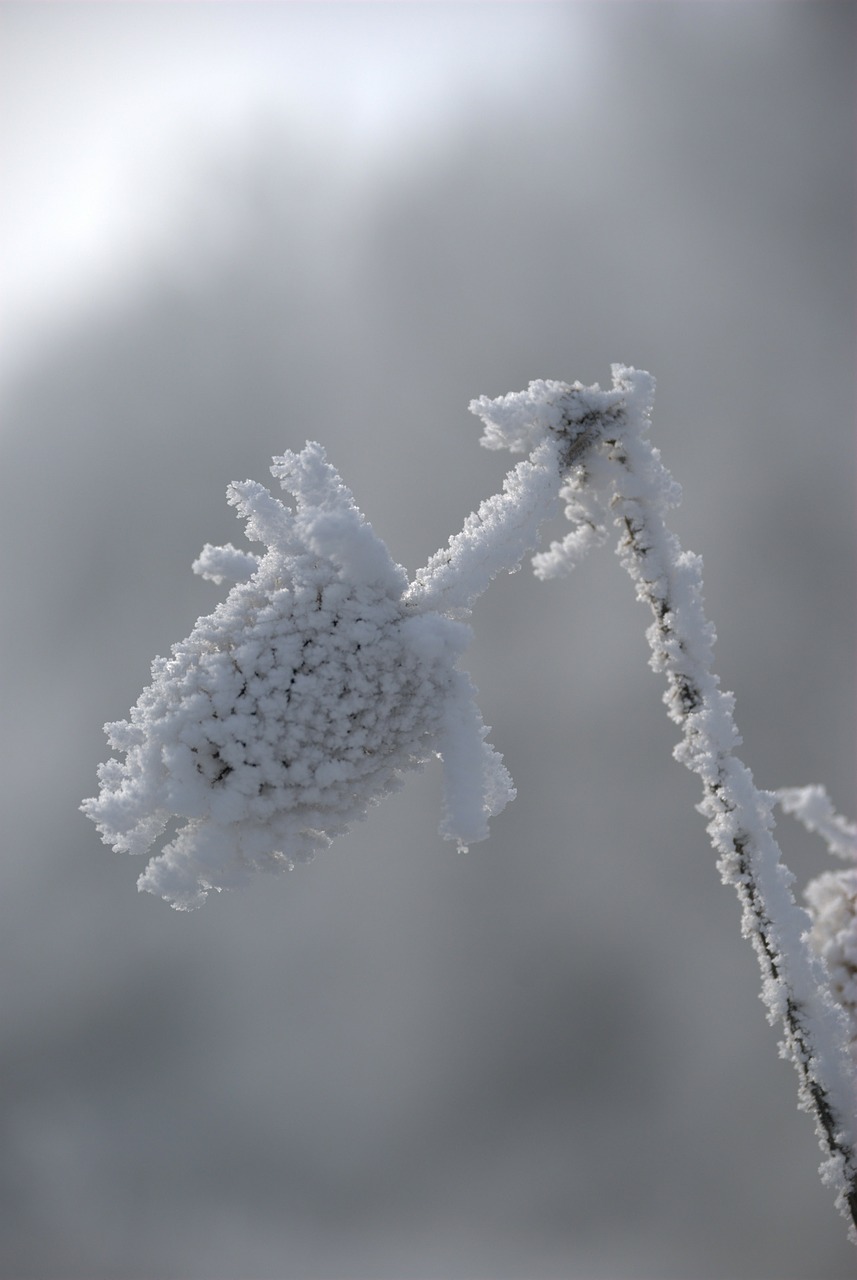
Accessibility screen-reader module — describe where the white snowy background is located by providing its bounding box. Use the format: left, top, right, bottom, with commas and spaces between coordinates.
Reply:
1, 3, 854, 1277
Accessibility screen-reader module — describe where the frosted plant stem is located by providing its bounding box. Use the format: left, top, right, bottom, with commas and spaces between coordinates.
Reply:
602, 368, 857, 1236
407, 386, 625, 616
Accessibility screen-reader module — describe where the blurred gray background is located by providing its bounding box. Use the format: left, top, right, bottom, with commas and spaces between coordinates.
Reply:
0, 3, 854, 1277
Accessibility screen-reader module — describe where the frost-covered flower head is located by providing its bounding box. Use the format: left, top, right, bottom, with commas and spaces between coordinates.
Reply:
83, 375, 631, 908
83, 443, 520, 909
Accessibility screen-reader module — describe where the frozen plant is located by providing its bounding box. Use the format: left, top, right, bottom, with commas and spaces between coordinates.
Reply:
83, 366, 857, 1237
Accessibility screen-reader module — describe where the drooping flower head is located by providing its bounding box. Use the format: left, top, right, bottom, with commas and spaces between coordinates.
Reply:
83, 376, 632, 908
83, 442, 516, 908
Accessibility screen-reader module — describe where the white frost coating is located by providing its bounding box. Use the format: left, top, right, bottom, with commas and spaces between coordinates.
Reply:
473, 378, 577, 453
776, 785, 857, 861
192, 542, 261, 585
409, 379, 628, 612
84, 364, 857, 1235
804, 870, 857, 1066
436, 666, 515, 851
83, 442, 526, 909
409, 377, 626, 614
515, 364, 857, 1234
407, 440, 565, 614
476, 363, 857, 1233
472, 377, 623, 456
84, 385, 623, 910
532, 447, 617, 580
775, 787, 857, 1066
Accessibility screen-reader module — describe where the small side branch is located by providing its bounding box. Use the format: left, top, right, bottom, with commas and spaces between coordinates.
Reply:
408, 384, 624, 615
